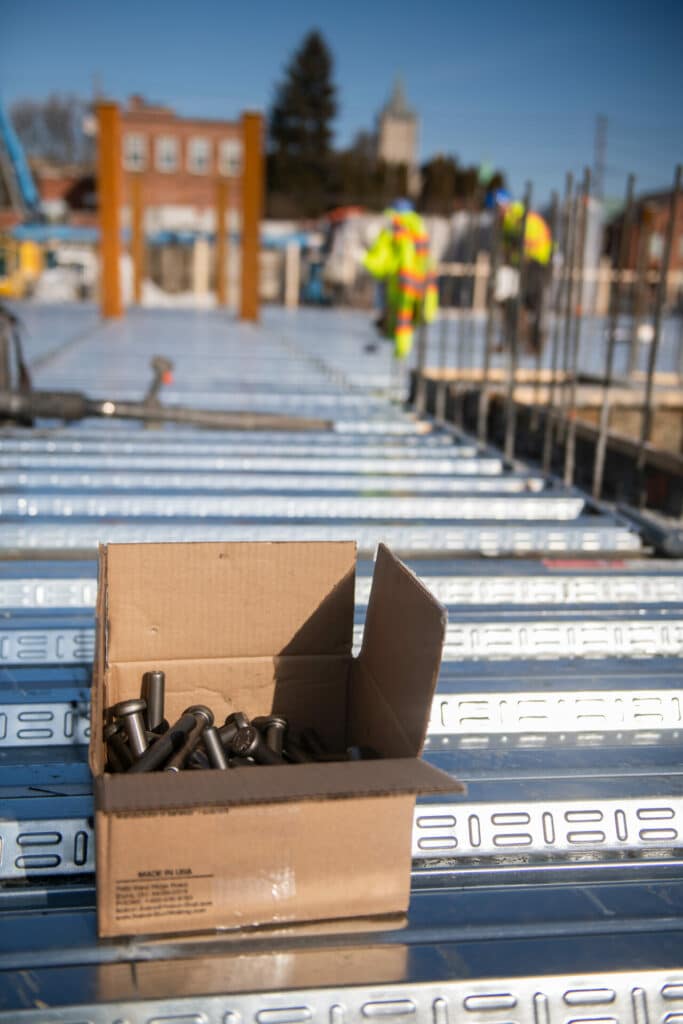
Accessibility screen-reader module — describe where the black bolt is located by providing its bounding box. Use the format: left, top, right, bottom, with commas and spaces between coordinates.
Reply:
226, 711, 250, 730
112, 698, 148, 759
140, 670, 165, 732
187, 749, 211, 770
104, 722, 133, 772
231, 724, 284, 764
217, 717, 239, 751
165, 705, 214, 772
252, 715, 288, 755
203, 726, 228, 769
127, 711, 198, 773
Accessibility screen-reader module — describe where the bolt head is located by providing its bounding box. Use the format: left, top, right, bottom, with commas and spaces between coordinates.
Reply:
253, 714, 287, 732
112, 698, 147, 718
231, 725, 258, 757
184, 704, 214, 727
226, 711, 250, 730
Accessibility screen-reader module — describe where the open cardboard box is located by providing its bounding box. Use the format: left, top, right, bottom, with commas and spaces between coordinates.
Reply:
90, 541, 463, 938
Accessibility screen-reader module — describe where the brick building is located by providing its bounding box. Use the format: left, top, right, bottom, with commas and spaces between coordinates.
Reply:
119, 95, 243, 232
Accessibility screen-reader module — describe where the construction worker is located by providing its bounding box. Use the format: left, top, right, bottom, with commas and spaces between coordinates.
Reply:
362, 199, 438, 359
487, 189, 552, 354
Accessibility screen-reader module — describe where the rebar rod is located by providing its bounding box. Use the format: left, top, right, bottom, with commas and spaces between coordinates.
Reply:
461, 200, 479, 379
531, 191, 558, 428
592, 173, 635, 499
542, 173, 573, 473
628, 216, 649, 378
563, 167, 591, 487
414, 320, 428, 414
636, 163, 682, 506
477, 209, 501, 443
437, 231, 453, 370
503, 181, 532, 462
558, 187, 580, 441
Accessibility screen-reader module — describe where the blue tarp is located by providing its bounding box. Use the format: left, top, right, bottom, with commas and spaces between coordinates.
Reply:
8, 223, 315, 249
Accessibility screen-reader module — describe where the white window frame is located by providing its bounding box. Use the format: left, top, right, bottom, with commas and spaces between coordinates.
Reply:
218, 138, 242, 177
155, 135, 178, 173
187, 136, 211, 175
123, 132, 147, 172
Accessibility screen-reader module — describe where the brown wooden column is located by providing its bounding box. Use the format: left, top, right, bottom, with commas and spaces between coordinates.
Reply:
130, 173, 144, 306
239, 111, 263, 322
215, 178, 228, 307
96, 101, 123, 318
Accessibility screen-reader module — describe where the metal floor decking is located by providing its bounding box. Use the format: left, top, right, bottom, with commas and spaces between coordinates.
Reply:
0, 306, 681, 1023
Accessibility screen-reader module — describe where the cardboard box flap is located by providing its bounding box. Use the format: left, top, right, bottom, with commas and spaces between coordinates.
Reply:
95, 758, 462, 814
354, 544, 447, 757
104, 541, 356, 663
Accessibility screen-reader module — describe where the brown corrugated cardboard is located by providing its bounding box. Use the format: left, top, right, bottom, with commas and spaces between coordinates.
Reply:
91, 541, 464, 938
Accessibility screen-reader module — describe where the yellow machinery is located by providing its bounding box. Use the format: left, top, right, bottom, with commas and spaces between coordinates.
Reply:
0, 234, 44, 298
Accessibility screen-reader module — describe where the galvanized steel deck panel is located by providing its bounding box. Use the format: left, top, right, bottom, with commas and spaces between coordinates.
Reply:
0, 304, 677, 1018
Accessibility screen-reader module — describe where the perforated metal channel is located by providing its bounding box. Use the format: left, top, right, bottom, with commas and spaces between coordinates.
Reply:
1, 956, 682, 1023
3, 689, 683, 749
0, 521, 642, 555
3, 618, 678, 668
3, 796, 681, 882
428, 690, 683, 738
1, 494, 585, 521
3, 574, 682, 613
412, 796, 683, 859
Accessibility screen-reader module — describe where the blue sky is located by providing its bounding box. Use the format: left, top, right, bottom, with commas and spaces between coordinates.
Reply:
2, 0, 682, 204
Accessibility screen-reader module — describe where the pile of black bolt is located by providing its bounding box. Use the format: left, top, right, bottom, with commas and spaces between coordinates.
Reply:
105, 670, 376, 773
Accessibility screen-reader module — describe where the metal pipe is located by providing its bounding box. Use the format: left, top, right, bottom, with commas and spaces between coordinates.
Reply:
96, 101, 123, 318
592, 173, 635, 499
636, 164, 682, 506
563, 167, 591, 487
477, 207, 501, 442
503, 181, 532, 461
542, 174, 573, 472
0, 389, 333, 432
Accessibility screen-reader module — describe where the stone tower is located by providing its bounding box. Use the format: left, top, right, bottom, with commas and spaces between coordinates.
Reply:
376, 79, 420, 196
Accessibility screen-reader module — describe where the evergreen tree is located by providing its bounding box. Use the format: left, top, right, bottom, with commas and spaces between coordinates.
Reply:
420, 154, 506, 213
268, 30, 337, 217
